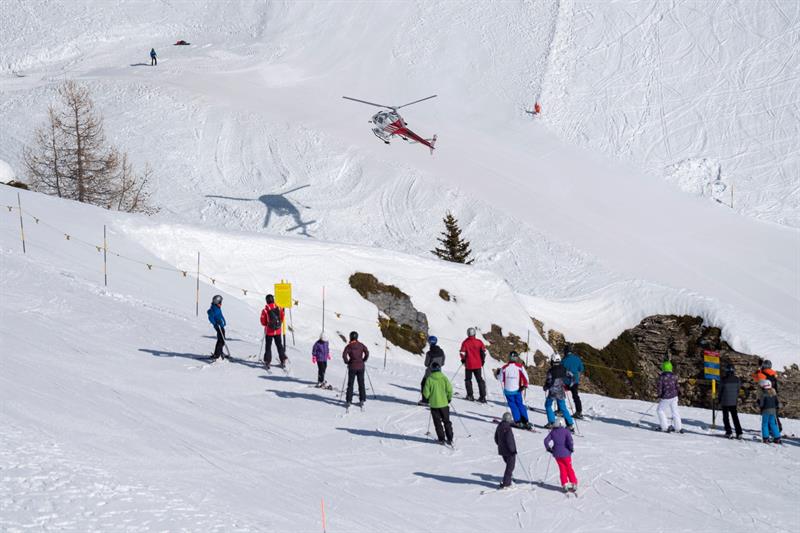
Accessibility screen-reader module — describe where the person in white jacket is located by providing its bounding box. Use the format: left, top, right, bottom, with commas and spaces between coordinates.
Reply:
493, 352, 531, 429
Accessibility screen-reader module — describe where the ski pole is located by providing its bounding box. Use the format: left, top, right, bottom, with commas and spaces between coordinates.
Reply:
365, 366, 377, 400
521, 456, 535, 490
449, 402, 472, 438
254, 330, 265, 361
637, 402, 657, 427
338, 371, 348, 402
425, 410, 432, 437
220, 328, 232, 359
541, 452, 553, 485
566, 395, 581, 436
449, 362, 464, 383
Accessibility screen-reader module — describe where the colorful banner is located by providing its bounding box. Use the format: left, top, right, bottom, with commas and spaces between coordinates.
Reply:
703, 350, 720, 380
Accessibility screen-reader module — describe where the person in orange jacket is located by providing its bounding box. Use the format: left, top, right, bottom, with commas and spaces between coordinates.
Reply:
753, 359, 781, 432
459, 327, 487, 403
260, 294, 286, 370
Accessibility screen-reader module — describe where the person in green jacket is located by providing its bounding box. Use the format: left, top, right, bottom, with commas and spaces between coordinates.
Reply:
423, 361, 454, 445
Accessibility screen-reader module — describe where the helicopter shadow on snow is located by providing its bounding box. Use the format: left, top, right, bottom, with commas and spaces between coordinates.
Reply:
207, 185, 316, 237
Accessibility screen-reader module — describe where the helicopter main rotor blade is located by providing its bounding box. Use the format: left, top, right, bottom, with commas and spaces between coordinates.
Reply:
342, 96, 392, 109
395, 94, 438, 110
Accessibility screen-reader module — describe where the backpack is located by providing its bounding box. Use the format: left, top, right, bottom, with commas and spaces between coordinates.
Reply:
267, 306, 282, 330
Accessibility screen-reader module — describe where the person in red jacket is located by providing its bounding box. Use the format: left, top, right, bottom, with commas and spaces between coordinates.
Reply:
459, 327, 487, 403
260, 294, 286, 370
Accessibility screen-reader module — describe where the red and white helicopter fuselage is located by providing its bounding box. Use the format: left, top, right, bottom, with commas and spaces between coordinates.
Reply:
343, 95, 438, 154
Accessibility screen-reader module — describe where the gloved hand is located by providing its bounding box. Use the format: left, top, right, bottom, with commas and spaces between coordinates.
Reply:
312, 356, 317, 364
492, 368, 501, 378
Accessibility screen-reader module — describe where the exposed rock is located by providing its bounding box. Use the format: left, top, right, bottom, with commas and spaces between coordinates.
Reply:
438, 289, 451, 302
349, 273, 428, 354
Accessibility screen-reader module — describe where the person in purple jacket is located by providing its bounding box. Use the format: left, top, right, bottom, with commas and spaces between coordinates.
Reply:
543, 418, 578, 493
312, 332, 331, 387
656, 361, 683, 433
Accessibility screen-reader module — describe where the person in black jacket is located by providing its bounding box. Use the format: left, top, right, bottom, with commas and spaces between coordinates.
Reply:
493, 412, 517, 489
718, 363, 743, 439
419, 335, 446, 405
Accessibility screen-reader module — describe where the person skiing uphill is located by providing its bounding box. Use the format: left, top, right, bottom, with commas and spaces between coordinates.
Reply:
260, 294, 286, 370
656, 361, 683, 433
150, 48, 157, 66
494, 411, 517, 489
343, 331, 369, 408
459, 327, 487, 403
758, 380, 781, 444
423, 361, 454, 445
312, 332, 331, 387
543, 354, 575, 431
543, 418, 578, 493
493, 352, 531, 429
419, 336, 446, 405
206, 294, 227, 360
562, 344, 585, 419
718, 363, 743, 439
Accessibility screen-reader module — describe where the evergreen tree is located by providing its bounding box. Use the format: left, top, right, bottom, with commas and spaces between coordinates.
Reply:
431, 211, 474, 264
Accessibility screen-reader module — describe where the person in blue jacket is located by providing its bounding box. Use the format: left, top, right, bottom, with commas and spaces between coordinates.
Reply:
150, 48, 157, 66
207, 294, 227, 359
562, 344, 585, 419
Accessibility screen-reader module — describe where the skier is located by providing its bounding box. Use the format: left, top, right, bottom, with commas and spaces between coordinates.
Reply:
493, 351, 531, 429
206, 294, 227, 360
422, 361, 454, 445
150, 48, 157, 66
494, 412, 517, 489
342, 331, 369, 408
312, 332, 331, 387
543, 354, 575, 431
753, 360, 782, 432
718, 363, 742, 439
419, 336, 445, 405
758, 379, 781, 444
459, 327, 487, 403
656, 361, 683, 433
543, 418, 578, 493
260, 294, 287, 370
562, 344, 585, 419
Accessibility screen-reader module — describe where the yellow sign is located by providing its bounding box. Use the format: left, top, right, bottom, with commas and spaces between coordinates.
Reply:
274, 281, 293, 308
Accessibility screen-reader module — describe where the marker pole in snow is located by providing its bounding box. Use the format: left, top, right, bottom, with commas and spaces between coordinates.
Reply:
383, 338, 388, 369
16, 192, 25, 254
289, 307, 295, 346
103, 225, 108, 286
525, 330, 530, 366
321, 286, 326, 333
195, 251, 200, 316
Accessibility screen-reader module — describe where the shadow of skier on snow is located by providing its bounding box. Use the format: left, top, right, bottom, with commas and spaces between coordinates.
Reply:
259, 374, 318, 386
471, 472, 535, 487
413, 472, 497, 489
138, 348, 263, 369
338, 428, 432, 445
266, 388, 342, 407
207, 185, 316, 236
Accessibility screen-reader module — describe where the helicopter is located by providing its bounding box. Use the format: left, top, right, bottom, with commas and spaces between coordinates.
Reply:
342, 95, 438, 154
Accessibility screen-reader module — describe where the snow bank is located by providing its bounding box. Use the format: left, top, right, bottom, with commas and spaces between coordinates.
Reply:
0, 159, 15, 183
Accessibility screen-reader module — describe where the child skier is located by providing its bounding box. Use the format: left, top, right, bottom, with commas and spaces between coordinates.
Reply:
494, 411, 517, 489
206, 294, 227, 360
543, 418, 578, 493
759, 380, 781, 444
493, 351, 531, 429
543, 354, 575, 431
312, 332, 331, 387
422, 361, 454, 446
656, 361, 683, 433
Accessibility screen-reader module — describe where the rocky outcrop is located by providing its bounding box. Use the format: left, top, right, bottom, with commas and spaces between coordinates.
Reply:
349, 273, 428, 354
534, 315, 798, 418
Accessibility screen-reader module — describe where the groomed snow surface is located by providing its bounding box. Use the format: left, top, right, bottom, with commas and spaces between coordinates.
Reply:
2, 186, 799, 533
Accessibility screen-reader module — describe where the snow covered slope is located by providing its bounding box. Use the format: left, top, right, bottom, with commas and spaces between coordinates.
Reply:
0, 1, 798, 364
2, 191, 798, 532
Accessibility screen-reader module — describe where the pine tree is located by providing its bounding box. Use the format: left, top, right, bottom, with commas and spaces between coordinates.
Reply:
431, 211, 474, 264
23, 81, 154, 213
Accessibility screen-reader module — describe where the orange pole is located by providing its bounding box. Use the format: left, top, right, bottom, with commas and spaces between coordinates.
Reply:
321, 497, 327, 532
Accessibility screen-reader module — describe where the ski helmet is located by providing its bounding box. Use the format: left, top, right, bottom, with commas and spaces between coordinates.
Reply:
761, 359, 772, 370
759, 379, 772, 389
212, 294, 223, 305
551, 353, 561, 363
349, 331, 358, 341
724, 363, 735, 375
467, 327, 476, 338
428, 335, 438, 345
501, 412, 514, 423
662, 361, 673, 372
320, 332, 328, 342
266, 294, 275, 304
555, 417, 566, 428
509, 351, 520, 362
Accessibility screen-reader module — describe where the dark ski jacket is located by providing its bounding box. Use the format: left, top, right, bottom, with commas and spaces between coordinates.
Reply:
207, 304, 225, 328
150, 48, 157, 58
494, 420, 517, 457
424, 345, 446, 369
543, 363, 568, 400
759, 389, 779, 415
717, 374, 741, 407
343, 340, 369, 370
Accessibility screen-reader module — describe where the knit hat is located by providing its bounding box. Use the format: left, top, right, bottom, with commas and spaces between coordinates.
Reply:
431, 361, 442, 372
662, 361, 673, 372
